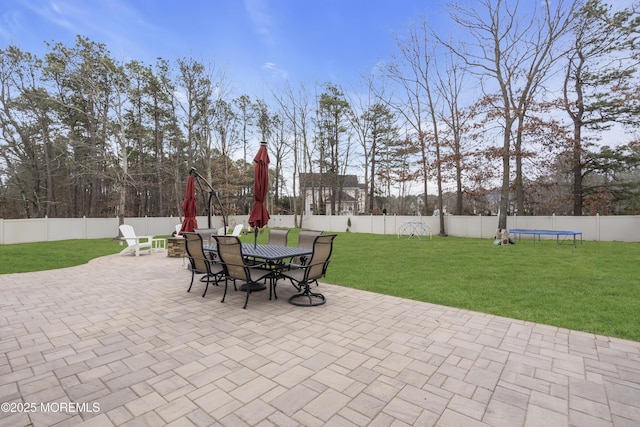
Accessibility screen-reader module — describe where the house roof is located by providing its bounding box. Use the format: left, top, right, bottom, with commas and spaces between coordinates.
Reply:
299, 173, 365, 189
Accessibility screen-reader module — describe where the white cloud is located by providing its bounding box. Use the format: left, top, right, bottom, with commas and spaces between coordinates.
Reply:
262, 62, 288, 79
23, 0, 83, 34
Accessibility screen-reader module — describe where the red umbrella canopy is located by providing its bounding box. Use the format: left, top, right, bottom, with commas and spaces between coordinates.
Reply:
180, 175, 198, 233
248, 142, 270, 229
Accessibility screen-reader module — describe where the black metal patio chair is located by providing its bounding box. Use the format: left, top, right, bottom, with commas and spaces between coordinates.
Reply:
183, 232, 225, 298
213, 235, 273, 309
292, 229, 323, 266
280, 234, 336, 306
267, 228, 289, 246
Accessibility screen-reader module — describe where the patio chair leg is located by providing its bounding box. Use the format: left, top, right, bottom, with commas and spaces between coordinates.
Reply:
288, 281, 326, 307
269, 277, 278, 301
243, 286, 251, 309
221, 279, 228, 303
202, 273, 221, 297
202, 278, 210, 297
187, 271, 196, 293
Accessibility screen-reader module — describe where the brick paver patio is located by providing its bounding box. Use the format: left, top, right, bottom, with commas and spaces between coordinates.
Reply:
1, 253, 639, 426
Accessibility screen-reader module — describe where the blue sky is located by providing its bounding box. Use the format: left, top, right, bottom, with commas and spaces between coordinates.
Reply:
0, 0, 441, 97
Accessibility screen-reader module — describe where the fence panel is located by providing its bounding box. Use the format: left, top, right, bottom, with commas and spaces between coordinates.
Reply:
599, 215, 640, 242
1, 214, 639, 244
3, 218, 47, 244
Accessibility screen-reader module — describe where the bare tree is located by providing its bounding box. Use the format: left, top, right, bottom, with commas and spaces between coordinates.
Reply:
384, 40, 430, 216
346, 73, 376, 213
434, 50, 474, 215
442, 0, 576, 228
234, 94, 254, 166
272, 82, 314, 226
387, 17, 448, 233
268, 112, 292, 211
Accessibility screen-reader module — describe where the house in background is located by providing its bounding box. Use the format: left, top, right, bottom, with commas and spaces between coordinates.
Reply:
299, 173, 366, 216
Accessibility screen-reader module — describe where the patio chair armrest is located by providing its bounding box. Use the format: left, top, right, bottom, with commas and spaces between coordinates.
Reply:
285, 262, 305, 270
246, 261, 268, 269
285, 260, 328, 274
297, 259, 329, 269
220, 260, 267, 270
191, 255, 213, 263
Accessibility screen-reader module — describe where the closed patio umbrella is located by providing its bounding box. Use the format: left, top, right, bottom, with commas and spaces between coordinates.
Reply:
179, 175, 198, 234
248, 141, 270, 247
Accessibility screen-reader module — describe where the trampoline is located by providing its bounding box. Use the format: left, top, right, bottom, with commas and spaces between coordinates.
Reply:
508, 229, 583, 247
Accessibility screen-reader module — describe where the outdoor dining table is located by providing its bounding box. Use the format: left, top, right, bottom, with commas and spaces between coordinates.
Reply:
205, 243, 312, 263
204, 243, 312, 293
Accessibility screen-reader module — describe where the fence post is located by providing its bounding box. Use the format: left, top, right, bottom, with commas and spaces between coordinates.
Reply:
381, 214, 384, 235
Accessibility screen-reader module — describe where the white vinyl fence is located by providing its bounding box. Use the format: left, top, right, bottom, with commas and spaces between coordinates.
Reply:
0, 214, 639, 245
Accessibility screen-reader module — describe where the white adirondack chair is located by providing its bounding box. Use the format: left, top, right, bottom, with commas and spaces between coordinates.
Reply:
231, 223, 244, 236
119, 224, 153, 256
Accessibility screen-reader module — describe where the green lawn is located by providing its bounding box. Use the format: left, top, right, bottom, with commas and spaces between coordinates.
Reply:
0, 238, 124, 273
325, 232, 640, 342
2, 230, 639, 342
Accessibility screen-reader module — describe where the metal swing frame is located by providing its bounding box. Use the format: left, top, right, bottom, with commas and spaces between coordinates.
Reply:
189, 167, 228, 231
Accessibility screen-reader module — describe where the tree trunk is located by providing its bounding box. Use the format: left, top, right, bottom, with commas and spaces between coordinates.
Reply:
572, 123, 583, 215
498, 121, 513, 230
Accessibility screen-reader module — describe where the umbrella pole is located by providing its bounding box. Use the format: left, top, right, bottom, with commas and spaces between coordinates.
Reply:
254, 227, 258, 248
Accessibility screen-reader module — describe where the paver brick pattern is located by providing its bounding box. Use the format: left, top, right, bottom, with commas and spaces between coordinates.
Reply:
1, 254, 639, 426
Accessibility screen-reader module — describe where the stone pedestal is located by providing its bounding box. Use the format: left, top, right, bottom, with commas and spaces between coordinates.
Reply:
167, 237, 185, 257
